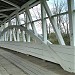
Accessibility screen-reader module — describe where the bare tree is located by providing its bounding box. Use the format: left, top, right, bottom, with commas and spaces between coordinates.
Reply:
52, 0, 68, 33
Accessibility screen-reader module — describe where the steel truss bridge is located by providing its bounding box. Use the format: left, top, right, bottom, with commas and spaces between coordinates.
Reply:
0, 0, 75, 74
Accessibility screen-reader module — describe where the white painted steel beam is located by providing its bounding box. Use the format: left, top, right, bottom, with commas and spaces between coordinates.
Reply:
6, 30, 9, 41
22, 13, 26, 42
21, 0, 37, 9
12, 28, 17, 41
40, 0, 65, 45
67, 0, 75, 46
4, 32, 7, 41
1, 34, 4, 41
1, 0, 20, 9
8, 20, 12, 41
25, 9, 38, 36
0, 25, 26, 35
41, 3, 47, 44
16, 29, 20, 42
0, 25, 40, 42
9, 29, 12, 41
26, 14, 30, 42
4, 23, 7, 41
22, 31, 26, 42
16, 12, 20, 41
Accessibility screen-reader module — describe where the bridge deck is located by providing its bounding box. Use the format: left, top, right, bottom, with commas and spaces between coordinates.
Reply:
0, 52, 27, 75
0, 48, 74, 75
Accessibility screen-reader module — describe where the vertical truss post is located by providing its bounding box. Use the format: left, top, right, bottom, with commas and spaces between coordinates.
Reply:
5, 24, 9, 41
22, 13, 26, 42
22, 31, 26, 42
8, 19, 12, 41
25, 9, 38, 36
4, 32, 7, 41
10, 18, 17, 41
6, 30, 9, 41
26, 14, 30, 42
12, 28, 17, 41
40, 0, 65, 45
67, 0, 75, 46
4, 23, 7, 41
16, 11, 20, 41
10, 29, 12, 41
2, 34, 4, 41
0, 25, 4, 41
41, 3, 47, 44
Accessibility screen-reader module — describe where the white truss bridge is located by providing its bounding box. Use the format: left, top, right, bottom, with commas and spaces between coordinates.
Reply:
0, 0, 75, 74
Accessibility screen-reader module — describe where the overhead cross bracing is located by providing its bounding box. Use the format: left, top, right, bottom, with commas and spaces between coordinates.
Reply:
0, 0, 30, 22
0, 0, 75, 74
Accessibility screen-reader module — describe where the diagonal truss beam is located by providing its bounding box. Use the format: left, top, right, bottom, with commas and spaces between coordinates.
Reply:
0, 15, 7, 18
1, 0, 20, 9
0, 8, 16, 12
0, 13, 8, 17
40, 0, 65, 45
25, 9, 38, 36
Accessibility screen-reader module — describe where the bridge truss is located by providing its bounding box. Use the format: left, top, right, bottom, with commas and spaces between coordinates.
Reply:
0, 0, 75, 73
